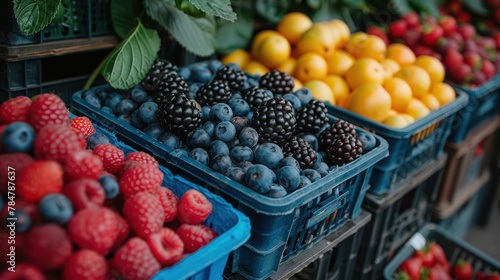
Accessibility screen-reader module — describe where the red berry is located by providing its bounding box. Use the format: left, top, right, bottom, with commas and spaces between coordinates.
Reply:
63, 179, 106, 211
445, 49, 464, 69
451, 64, 473, 83
147, 228, 184, 266
422, 25, 444, 47
456, 11, 471, 23
472, 70, 487, 85
366, 25, 389, 45
0, 263, 45, 280
401, 29, 421, 48
111, 237, 161, 280
482, 60, 496, 79
177, 224, 218, 253
157, 187, 179, 223
116, 160, 142, 178
119, 164, 163, 198
28, 93, 70, 131
178, 189, 213, 225
0, 96, 32, 124
93, 144, 125, 174
65, 150, 104, 181
123, 192, 164, 239
111, 210, 130, 251
389, 19, 408, 39
402, 12, 419, 28
449, 0, 462, 14
24, 224, 72, 270
439, 16, 457, 35
125, 151, 159, 167
70, 116, 95, 139
17, 160, 64, 203
463, 51, 483, 70
34, 124, 85, 163
457, 24, 476, 41
0, 153, 34, 196
68, 207, 119, 256
63, 249, 109, 280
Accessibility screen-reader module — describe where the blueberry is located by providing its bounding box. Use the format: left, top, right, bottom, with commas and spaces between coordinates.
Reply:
178, 67, 192, 80
247, 76, 260, 87
357, 131, 376, 153
231, 116, 248, 134
297, 133, 319, 151
210, 103, 233, 123
1, 122, 35, 153
208, 140, 230, 158
230, 146, 254, 163
316, 151, 324, 163
14, 210, 31, 233
130, 110, 146, 129
294, 88, 313, 106
118, 114, 131, 124
277, 166, 301, 191
270, 169, 277, 183
39, 194, 74, 224
215, 121, 236, 143
159, 132, 182, 150
188, 91, 197, 100
265, 184, 288, 198
299, 176, 312, 188
279, 157, 301, 170
105, 92, 123, 113
201, 106, 212, 122
255, 142, 284, 169
208, 60, 223, 73
138, 102, 158, 124
145, 96, 154, 103
237, 161, 253, 172
186, 128, 212, 149
229, 98, 250, 117
202, 121, 216, 139
117, 99, 137, 115
283, 93, 302, 111
174, 148, 189, 157
229, 92, 244, 103
130, 86, 148, 104
210, 154, 232, 173
192, 68, 212, 83
190, 83, 205, 95
226, 167, 245, 183
312, 162, 329, 177
189, 148, 210, 166
239, 127, 259, 148
246, 111, 254, 121
300, 169, 321, 183
228, 138, 241, 149
98, 175, 119, 199
84, 93, 101, 108
245, 164, 274, 194
227, 63, 240, 71
87, 132, 110, 149
143, 123, 166, 140
101, 106, 113, 115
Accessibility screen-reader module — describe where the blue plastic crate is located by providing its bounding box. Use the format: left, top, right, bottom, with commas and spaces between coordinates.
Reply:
326, 91, 468, 195
384, 223, 500, 280
449, 75, 500, 144
85, 119, 251, 280
72, 86, 389, 280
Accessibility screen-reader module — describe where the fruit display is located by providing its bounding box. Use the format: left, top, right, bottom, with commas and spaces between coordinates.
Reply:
439, 0, 500, 35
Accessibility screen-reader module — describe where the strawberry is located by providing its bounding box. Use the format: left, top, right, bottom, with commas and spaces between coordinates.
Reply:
452, 259, 473, 280
34, 124, 85, 163
413, 45, 434, 57
125, 151, 159, 167
423, 265, 452, 280
457, 24, 476, 41
70, 116, 95, 139
428, 242, 449, 267
0, 96, 32, 124
68, 207, 119, 256
93, 144, 125, 174
493, 34, 500, 50
0, 153, 34, 195
415, 246, 435, 268
477, 272, 500, 280
482, 60, 496, 79
494, 9, 500, 24
472, 70, 487, 85
157, 187, 179, 223
119, 163, 163, 198
17, 160, 64, 203
399, 256, 423, 280
456, 11, 471, 23
63, 179, 106, 211
438, 16, 457, 35
367, 25, 389, 45
485, 0, 500, 8
0, 263, 45, 280
451, 64, 473, 84
123, 192, 164, 239
463, 52, 483, 70
389, 19, 408, 39
63, 249, 109, 280
401, 29, 421, 48
402, 12, 420, 28
147, 228, 184, 266
448, 0, 462, 14
177, 224, 218, 253
422, 25, 444, 47
422, 16, 437, 26
444, 49, 464, 69
111, 237, 161, 280
24, 224, 73, 270
178, 189, 213, 224
28, 93, 70, 131
65, 150, 104, 181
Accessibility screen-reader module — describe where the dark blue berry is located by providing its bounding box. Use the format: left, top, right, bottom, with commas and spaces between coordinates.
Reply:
186, 129, 211, 149
143, 123, 166, 140
118, 114, 131, 124
208, 60, 224, 73
117, 99, 137, 116
190, 83, 204, 96
247, 76, 260, 87
277, 166, 301, 191
226, 167, 245, 183
245, 164, 274, 194
237, 161, 253, 173
159, 132, 182, 150
130, 110, 146, 129
178, 67, 192, 81
215, 121, 236, 143
189, 148, 210, 166
138, 102, 158, 124
279, 157, 301, 171
294, 88, 313, 106
98, 175, 119, 199
229, 92, 244, 103
231, 116, 248, 134
297, 133, 319, 151
246, 111, 253, 121
208, 140, 230, 158
265, 184, 288, 198
39, 194, 73, 224
188, 91, 197, 100
130, 86, 148, 104
174, 148, 189, 157
357, 131, 376, 153
202, 121, 216, 139
1, 122, 35, 153
228, 138, 241, 150
230, 146, 254, 163
14, 210, 31, 233
316, 151, 324, 163
210, 154, 232, 173
229, 98, 250, 117
239, 127, 259, 148
101, 106, 113, 115
84, 93, 101, 108
300, 169, 321, 183
87, 132, 110, 149
104, 92, 123, 113
255, 142, 283, 169
201, 106, 211, 122
299, 176, 312, 188
192, 68, 212, 83
210, 103, 233, 123
95, 89, 107, 101
312, 162, 329, 177
283, 93, 302, 111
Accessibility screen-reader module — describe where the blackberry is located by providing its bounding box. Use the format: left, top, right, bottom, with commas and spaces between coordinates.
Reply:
244, 86, 273, 110
282, 136, 317, 169
142, 60, 179, 91
252, 97, 296, 144
259, 70, 295, 96
326, 134, 363, 165
318, 120, 357, 150
152, 72, 189, 103
296, 100, 329, 134
213, 65, 247, 90
157, 94, 201, 138
196, 80, 232, 106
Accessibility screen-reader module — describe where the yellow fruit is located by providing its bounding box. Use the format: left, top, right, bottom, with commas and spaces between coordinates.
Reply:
339, 94, 351, 108
405, 98, 431, 120
383, 114, 409, 128
381, 58, 400, 79
295, 24, 338, 58
277, 12, 313, 45
383, 77, 413, 112
430, 83, 456, 105
414, 55, 445, 85
400, 113, 416, 124
348, 83, 392, 122
326, 50, 355, 76
388, 109, 398, 117
293, 78, 303, 91
244, 60, 269, 76
328, 19, 350, 46
222, 49, 251, 69
251, 30, 281, 57
294, 53, 328, 82
345, 32, 369, 56
276, 57, 296, 75
323, 75, 349, 106
345, 58, 385, 90
345, 34, 386, 62
303, 80, 335, 105
394, 65, 431, 99
255, 34, 291, 68
421, 94, 440, 110
386, 43, 416, 67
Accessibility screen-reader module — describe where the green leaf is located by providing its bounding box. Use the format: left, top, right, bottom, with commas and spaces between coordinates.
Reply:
312, 0, 342, 22
306, 0, 322, 9
13, 0, 61, 35
111, 0, 141, 38
409, 0, 439, 17
340, 0, 364, 8
101, 19, 161, 89
187, 0, 236, 22
215, 2, 253, 55
461, 0, 489, 16
145, 0, 216, 57
389, 0, 413, 16
255, 0, 291, 24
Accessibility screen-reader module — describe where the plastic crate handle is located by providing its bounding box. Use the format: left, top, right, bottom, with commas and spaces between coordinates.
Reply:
305, 191, 349, 228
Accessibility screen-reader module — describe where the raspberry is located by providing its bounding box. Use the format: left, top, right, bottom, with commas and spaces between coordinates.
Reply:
111, 211, 130, 251
177, 190, 213, 224
24, 224, 73, 270
70, 116, 95, 139
63, 249, 109, 280
93, 144, 125, 174
17, 160, 64, 203
119, 164, 163, 198
71, 127, 89, 150
177, 224, 218, 253
110, 237, 161, 280
116, 160, 142, 178
63, 179, 106, 211
0, 96, 32, 124
147, 228, 184, 266
28, 93, 70, 131
65, 150, 104, 181
68, 207, 119, 256
123, 192, 164, 239
157, 187, 178, 223
0, 263, 44, 280
125, 151, 159, 167
0, 153, 34, 196
34, 124, 85, 163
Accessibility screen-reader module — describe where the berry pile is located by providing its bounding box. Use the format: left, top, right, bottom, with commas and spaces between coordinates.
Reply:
81, 60, 378, 198
0, 94, 218, 279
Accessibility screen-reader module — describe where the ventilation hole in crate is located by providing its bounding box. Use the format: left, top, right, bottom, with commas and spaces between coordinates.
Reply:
327, 247, 340, 277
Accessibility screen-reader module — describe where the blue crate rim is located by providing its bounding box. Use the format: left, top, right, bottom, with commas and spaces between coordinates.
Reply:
449, 74, 500, 99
